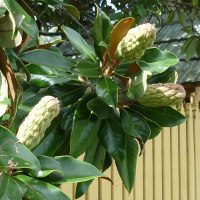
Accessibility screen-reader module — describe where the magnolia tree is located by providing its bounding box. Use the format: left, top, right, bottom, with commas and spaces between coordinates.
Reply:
0, 1, 186, 199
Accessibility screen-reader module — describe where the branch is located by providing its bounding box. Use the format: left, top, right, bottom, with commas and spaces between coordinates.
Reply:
39, 31, 65, 37
154, 37, 188, 44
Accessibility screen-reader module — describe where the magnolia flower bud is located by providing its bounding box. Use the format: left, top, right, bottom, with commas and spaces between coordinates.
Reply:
17, 96, 60, 149
115, 23, 156, 62
137, 83, 186, 107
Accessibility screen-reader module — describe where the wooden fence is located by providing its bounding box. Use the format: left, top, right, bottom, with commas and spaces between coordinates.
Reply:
61, 87, 200, 200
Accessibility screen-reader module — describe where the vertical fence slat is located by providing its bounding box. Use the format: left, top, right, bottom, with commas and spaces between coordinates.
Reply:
153, 133, 162, 200
170, 126, 179, 200
100, 167, 112, 200
133, 152, 143, 200
87, 178, 98, 200
178, 104, 187, 200
192, 88, 200, 200
122, 183, 134, 200
144, 139, 153, 200
185, 103, 196, 200
162, 127, 171, 200
112, 162, 123, 200
60, 183, 74, 200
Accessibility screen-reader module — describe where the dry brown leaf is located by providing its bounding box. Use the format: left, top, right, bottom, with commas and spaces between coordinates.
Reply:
108, 18, 135, 61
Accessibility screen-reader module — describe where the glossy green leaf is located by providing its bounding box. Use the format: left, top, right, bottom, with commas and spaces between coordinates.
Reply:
98, 118, 126, 162
16, 175, 70, 200
41, 0, 80, 19
20, 49, 75, 71
120, 109, 150, 143
33, 123, 69, 156
3, 0, 39, 39
0, 126, 40, 170
29, 74, 78, 88
0, 175, 26, 200
4, 48, 18, 70
131, 104, 186, 127
62, 26, 96, 62
70, 95, 101, 158
144, 118, 162, 139
76, 139, 106, 198
114, 62, 132, 76
127, 70, 150, 100
46, 156, 104, 183
96, 77, 119, 108
148, 66, 178, 84
75, 61, 102, 78
94, 4, 112, 59
116, 135, 138, 193
139, 47, 179, 75
29, 156, 63, 178
46, 82, 87, 107
0, 172, 9, 199
87, 98, 114, 119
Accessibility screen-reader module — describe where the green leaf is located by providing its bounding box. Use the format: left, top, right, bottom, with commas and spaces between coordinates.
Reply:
94, 4, 112, 59
193, 0, 198, 6
178, 11, 186, 27
0, 71, 9, 117
62, 26, 96, 62
136, 4, 147, 18
116, 135, 138, 193
166, 11, 175, 24
33, 123, 69, 156
26, 63, 79, 87
0, 126, 40, 170
0, 172, 9, 199
120, 109, 150, 143
98, 118, 126, 162
45, 156, 104, 183
127, 70, 150, 100
16, 175, 70, 200
139, 47, 179, 75
75, 61, 102, 78
144, 118, 162, 139
76, 139, 106, 198
186, 36, 197, 61
0, 175, 26, 200
61, 103, 79, 131
148, 66, 178, 84
3, 0, 39, 39
131, 104, 186, 127
29, 156, 63, 178
70, 95, 101, 158
4, 48, 18, 70
114, 62, 133, 76
96, 77, 119, 108
87, 98, 114, 119
181, 36, 195, 55
20, 49, 75, 71
65, 4, 80, 20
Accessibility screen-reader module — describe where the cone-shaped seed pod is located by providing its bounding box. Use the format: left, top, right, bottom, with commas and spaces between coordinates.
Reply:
137, 83, 186, 107
17, 96, 60, 149
115, 23, 156, 62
